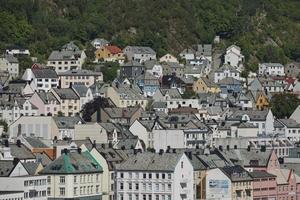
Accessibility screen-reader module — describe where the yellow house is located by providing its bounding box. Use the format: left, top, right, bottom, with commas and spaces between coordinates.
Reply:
95, 45, 125, 63
255, 90, 269, 110
193, 77, 220, 93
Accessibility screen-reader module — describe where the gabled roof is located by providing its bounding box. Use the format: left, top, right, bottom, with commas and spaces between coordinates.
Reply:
48, 50, 82, 61
37, 91, 58, 104
23, 162, 41, 175
215, 64, 240, 73
125, 46, 156, 55
52, 116, 84, 129
58, 69, 102, 76
116, 152, 184, 172
227, 109, 270, 121
220, 165, 253, 182
278, 118, 300, 128
1, 143, 36, 160
52, 88, 79, 100
1, 54, 18, 63
32, 68, 58, 79
72, 84, 89, 97
105, 45, 122, 54
41, 151, 102, 174
24, 137, 49, 148
218, 77, 241, 85
102, 107, 141, 119
0, 160, 17, 177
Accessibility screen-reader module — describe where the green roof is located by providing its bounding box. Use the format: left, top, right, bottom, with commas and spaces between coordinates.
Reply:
41, 151, 102, 174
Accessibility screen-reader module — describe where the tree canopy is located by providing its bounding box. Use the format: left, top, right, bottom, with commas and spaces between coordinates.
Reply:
271, 93, 300, 118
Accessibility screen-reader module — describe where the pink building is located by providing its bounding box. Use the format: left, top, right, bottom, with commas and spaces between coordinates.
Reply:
29, 91, 60, 116
250, 170, 277, 200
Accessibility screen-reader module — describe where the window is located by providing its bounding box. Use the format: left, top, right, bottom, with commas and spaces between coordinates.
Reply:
143, 183, 146, 191
74, 176, 77, 183
181, 161, 184, 168
74, 187, 77, 196
156, 195, 159, 200
129, 182, 132, 190
59, 187, 65, 196
156, 173, 159, 179
59, 176, 65, 184
143, 173, 147, 178
129, 172, 132, 179
143, 195, 146, 200
149, 183, 152, 191
129, 194, 132, 200
47, 176, 51, 184
120, 172, 124, 178
120, 182, 124, 190
47, 187, 51, 195
162, 184, 165, 191
96, 185, 100, 193
168, 174, 171, 179
168, 184, 172, 191
149, 173, 152, 179
162, 173, 165, 179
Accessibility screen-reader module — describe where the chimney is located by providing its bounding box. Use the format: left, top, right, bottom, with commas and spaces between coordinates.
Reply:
159, 149, 164, 155
77, 148, 82, 154
92, 140, 96, 148
187, 151, 192, 160
247, 145, 251, 151
133, 149, 137, 155
62, 148, 68, 155
121, 145, 125, 150
16, 139, 21, 147
4, 140, 9, 147
172, 149, 176, 153
226, 145, 230, 151
13, 158, 19, 166
219, 145, 223, 151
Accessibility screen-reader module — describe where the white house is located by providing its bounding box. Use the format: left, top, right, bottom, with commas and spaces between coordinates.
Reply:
0, 160, 48, 200
214, 64, 240, 83
258, 63, 285, 76
224, 45, 244, 71
129, 119, 155, 148
72, 84, 94, 110
22, 68, 59, 92
179, 48, 195, 60
0, 54, 19, 78
115, 152, 194, 200
6, 48, 30, 56
91, 38, 109, 49
278, 118, 300, 142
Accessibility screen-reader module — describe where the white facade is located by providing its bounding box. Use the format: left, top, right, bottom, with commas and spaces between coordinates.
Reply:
123, 46, 156, 63
6, 49, 30, 56
224, 45, 244, 71
159, 54, 178, 63
0, 56, 19, 78
46, 173, 102, 199
166, 99, 201, 110
0, 162, 48, 200
22, 68, 59, 92
115, 154, 194, 200
146, 63, 163, 78
153, 129, 185, 151
214, 68, 240, 83
206, 168, 232, 200
258, 63, 285, 76
129, 120, 151, 148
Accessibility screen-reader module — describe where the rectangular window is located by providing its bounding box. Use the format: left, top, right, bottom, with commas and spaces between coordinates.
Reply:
74, 176, 77, 183
59, 187, 65, 196
60, 176, 65, 184
73, 187, 77, 196
129, 182, 132, 190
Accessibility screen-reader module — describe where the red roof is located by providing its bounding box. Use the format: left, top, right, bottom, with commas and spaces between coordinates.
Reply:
286, 77, 296, 85
105, 45, 122, 54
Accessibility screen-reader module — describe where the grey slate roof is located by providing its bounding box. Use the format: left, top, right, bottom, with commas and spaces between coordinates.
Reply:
227, 109, 270, 121
218, 77, 241, 85
221, 165, 253, 182
197, 154, 233, 169
215, 64, 239, 73
0, 160, 15, 177
2, 143, 36, 160
53, 88, 79, 100
61, 41, 80, 51
115, 138, 140, 150
48, 50, 82, 61
103, 107, 140, 119
249, 170, 276, 179
72, 84, 88, 97
160, 88, 182, 98
38, 91, 58, 104
278, 118, 300, 128
58, 69, 102, 76
126, 46, 156, 55
35, 152, 52, 166
116, 152, 184, 172
23, 162, 40, 175
1, 54, 18, 63
152, 101, 167, 109
24, 137, 49, 148
53, 116, 84, 129
32, 68, 58, 78
41, 151, 102, 174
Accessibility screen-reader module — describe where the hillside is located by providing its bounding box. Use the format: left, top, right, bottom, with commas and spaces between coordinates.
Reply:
0, 0, 300, 71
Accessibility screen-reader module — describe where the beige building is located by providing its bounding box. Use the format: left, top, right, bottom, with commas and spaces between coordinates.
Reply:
74, 123, 108, 143
159, 53, 179, 63
51, 88, 80, 116
58, 69, 103, 88
193, 77, 220, 93
8, 116, 59, 140
105, 86, 148, 109
41, 150, 103, 200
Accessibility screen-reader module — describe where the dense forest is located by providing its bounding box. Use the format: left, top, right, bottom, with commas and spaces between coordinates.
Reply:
0, 0, 300, 72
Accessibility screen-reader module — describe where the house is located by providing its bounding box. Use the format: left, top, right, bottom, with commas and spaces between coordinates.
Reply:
0, 54, 19, 78
277, 118, 300, 141
120, 61, 145, 79
105, 86, 148, 109
115, 152, 194, 200
8, 116, 59, 139
72, 84, 94, 109
224, 45, 244, 71
159, 53, 178, 63
58, 69, 103, 88
89, 144, 129, 200
51, 88, 80, 116
22, 68, 59, 92
0, 71, 11, 91
93, 106, 142, 126
123, 46, 156, 63
179, 48, 195, 60
194, 44, 212, 61
74, 122, 109, 143
214, 64, 240, 83
151, 101, 168, 113
47, 43, 86, 73
0, 159, 48, 200
249, 90, 270, 110
218, 77, 242, 96
91, 38, 109, 49
162, 62, 185, 77
227, 109, 274, 136
185, 58, 211, 78
249, 170, 277, 199
95, 45, 125, 63
136, 72, 160, 96
193, 77, 220, 94
285, 62, 300, 78
41, 150, 103, 200
161, 75, 186, 94
206, 166, 253, 200
6, 80, 34, 96
29, 91, 60, 116
153, 88, 182, 102
258, 63, 285, 76
129, 119, 156, 148
53, 116, 84, 139
144, 60, 163, 78
0, 140, 36, 162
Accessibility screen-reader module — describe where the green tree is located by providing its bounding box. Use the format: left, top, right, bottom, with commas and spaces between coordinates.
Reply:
101, 62, 120, 82
271, 93, 300, 118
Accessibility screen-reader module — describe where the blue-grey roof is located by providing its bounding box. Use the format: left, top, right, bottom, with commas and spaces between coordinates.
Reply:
72, 84, 89, 97
53, 88, 79, 100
